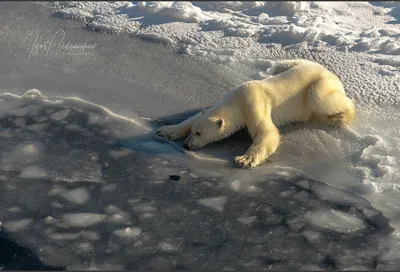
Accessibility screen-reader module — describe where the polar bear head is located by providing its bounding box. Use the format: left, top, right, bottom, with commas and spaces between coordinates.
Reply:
183, 109, 226, 150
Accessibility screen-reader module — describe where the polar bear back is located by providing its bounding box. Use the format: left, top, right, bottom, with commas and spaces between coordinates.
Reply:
235, 62, 344, 126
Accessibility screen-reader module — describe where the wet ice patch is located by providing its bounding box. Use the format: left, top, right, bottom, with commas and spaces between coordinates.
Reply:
131, 202, 157, 213
43, 155, 103, 183
310, 182, 370, 207
25, 123, 48, 132
44, 216, 59, 225
14, 117, 26, 127
287, 217, 307, 232
3, 218, 33, 232
8, 104, 42, 117
139, 141, 176, 153
276, 171, 292, 177
306, 208, 365, 233
80, 231, 100, 241
197, 196, 227, 212
50, 232, 81, 241
50, 109, 70, 121
74, 242, 94, 255
293, 190, 310, 203
62, 213, 107, 227
158, 238, 182, 253
60, 187, 90, 205
88, 112, 109, 124
105, 205, 121, 214
3, 142, 44, 168
19, 165, 46, 178
7, 206, 22, 213
297, 179, 310, 189
112, 227, 141, 239
237, 216, 257, 225
229, 180, 261, 193
101, 183, 117, 192
106, 211, 131, 224
49, 184, 67, 196
63, 124, 79, 130
378, 240, 400, 269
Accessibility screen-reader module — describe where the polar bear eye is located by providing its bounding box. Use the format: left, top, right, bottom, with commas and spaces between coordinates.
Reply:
196, 132, 201, 136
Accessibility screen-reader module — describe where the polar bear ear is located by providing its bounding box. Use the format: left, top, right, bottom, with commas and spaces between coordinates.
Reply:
201, 108, 206, 114
216, 118, 224, 129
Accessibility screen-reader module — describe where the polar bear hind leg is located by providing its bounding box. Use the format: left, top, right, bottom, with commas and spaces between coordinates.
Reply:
307, 77, 355, 128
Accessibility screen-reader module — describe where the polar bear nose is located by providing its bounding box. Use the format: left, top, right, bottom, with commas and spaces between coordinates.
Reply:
183, 143, 190, 150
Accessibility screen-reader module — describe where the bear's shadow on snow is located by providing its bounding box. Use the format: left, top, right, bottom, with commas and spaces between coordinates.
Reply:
0, 100, 396, 270
146, 107, 345, 159
147, 107, 252, 150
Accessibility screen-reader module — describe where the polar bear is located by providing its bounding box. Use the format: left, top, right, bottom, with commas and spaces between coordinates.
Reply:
157, 59, 355, 168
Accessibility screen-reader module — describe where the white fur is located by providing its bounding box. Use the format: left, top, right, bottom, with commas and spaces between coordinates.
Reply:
157, 59, 355, 168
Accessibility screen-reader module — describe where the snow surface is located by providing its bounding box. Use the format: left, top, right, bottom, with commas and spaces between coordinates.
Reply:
0, 1, 400, 270
46, 1, 400, 76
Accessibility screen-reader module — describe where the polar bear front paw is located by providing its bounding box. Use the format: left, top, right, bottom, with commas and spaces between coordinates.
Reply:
327, 112, 345, 128
234, 153, 263, 168
156, 125, 184, 140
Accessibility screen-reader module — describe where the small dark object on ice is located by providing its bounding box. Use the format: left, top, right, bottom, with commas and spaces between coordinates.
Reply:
169, 175, 181, 181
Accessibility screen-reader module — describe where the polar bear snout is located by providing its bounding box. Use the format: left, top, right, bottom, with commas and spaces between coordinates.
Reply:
183, 135, 194, 150
183, 135, 198, 150
183, 143, 190, 150
183, 134, 206, 150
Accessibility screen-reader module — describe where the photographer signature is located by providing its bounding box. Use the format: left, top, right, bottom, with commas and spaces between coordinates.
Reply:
25, 29, 96, 61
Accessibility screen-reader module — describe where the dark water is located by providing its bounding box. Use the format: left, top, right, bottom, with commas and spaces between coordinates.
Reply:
0, 231, 63, 270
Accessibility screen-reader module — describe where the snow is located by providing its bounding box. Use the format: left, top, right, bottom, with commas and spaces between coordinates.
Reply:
0, 1, 400, 270
46, 1, 400, 73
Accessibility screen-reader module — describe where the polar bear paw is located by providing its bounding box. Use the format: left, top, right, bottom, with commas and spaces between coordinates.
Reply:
327, 112, 345, 128
156, 125, 184, 140
234, 152, 263, 168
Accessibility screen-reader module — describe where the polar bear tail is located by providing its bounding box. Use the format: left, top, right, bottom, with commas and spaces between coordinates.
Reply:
269, 59, 318, 75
